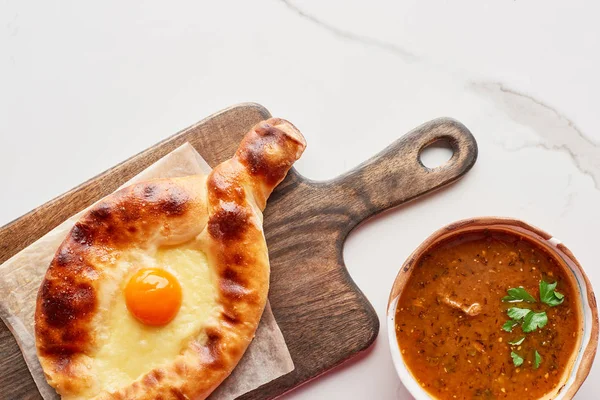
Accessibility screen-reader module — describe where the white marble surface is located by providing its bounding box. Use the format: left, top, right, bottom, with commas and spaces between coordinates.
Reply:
1, 1, 599, 398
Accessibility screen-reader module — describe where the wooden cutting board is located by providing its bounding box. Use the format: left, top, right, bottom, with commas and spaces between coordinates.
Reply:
0, 103, 478, 399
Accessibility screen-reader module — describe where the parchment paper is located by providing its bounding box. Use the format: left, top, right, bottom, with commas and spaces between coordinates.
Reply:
0, 143, 294, 399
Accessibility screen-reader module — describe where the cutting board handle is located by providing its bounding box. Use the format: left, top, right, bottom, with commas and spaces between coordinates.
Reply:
326, 118, 478, 226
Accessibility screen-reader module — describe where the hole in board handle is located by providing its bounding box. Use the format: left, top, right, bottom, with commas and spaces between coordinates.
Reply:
419, 139, 454, 169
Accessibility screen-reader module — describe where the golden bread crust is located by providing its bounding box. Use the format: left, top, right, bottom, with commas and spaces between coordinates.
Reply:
35, 118, 306, 399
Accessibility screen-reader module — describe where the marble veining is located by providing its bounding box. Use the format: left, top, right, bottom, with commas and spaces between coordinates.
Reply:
472, 82, 600, 191
281, 0, 417, 62
283, 0, 598, 193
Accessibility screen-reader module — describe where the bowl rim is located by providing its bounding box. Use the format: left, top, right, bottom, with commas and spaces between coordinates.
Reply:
386, 216, 599, 400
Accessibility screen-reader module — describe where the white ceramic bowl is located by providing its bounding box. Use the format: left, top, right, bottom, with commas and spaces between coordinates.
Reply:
386, 217, 598, 400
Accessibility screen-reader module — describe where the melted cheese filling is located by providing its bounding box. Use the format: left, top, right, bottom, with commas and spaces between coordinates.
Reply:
93, 247, 221, 393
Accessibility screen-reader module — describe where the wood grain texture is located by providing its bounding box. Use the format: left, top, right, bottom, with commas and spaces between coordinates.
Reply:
0, 104, 477, 399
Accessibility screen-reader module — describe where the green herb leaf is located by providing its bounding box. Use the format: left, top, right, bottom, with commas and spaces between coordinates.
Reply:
508, 337, 525, 345
511, 351, 524, 367
502, 320, 519, 332
540, 281, 565, 307
502, 287, 537, 303
534, 350, 542, 369
507, 307, 531, 320
522, 311, 548, 332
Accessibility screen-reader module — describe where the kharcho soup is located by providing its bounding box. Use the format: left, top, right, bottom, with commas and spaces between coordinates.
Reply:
395, 230, 582, 399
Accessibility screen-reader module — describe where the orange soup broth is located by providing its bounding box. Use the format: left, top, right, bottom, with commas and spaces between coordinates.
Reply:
395, 230, 581, 399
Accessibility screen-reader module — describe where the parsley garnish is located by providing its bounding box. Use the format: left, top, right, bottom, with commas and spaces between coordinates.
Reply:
511, 351, 524, 367
534, 350, 542, 369
501, 281, 564, 370
502, 287, 536, 303
507, 307, 531, 320
508, 337, 525, 345
540, 281, 565, 307
522, 311, 548, 332
505, 308, 547, 332
502, 320, 518, 332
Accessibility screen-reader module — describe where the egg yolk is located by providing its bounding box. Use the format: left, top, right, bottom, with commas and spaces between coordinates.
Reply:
125, 268, 182, 326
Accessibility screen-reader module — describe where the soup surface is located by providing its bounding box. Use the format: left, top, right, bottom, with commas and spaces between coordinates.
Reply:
395, 230, 581, 399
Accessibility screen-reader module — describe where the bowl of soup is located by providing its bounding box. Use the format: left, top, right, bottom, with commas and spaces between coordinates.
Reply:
387, 217, 598, 400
